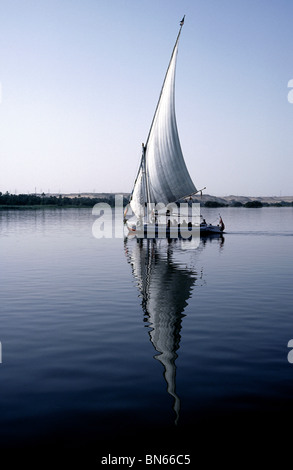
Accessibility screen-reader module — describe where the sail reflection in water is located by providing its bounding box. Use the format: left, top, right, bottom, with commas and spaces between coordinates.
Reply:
124, 237, 204, 423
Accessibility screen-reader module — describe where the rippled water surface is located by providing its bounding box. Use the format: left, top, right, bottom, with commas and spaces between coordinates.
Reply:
1, 207, 293, 464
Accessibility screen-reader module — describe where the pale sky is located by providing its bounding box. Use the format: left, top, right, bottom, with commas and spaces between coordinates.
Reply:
0, 0, 292, 197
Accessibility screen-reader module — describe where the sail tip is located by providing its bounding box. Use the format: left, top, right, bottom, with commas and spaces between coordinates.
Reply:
180, 15, 185, 27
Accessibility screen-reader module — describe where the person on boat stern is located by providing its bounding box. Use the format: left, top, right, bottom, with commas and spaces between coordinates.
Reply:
219, 216, 225, 232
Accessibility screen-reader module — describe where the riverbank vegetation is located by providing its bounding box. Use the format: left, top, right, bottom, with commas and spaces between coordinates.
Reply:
203, 200, 293, 208
0, 192, 117, 208
0, 192, 292, 209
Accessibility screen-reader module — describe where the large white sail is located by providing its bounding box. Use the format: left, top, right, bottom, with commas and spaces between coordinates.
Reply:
130, 19, 196, 217
145, 32, 196, 205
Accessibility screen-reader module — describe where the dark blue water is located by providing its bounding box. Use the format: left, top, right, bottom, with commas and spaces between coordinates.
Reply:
1, 207, 293, 465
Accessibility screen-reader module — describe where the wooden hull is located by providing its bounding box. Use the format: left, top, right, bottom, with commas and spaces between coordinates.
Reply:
126, 221, 224, 238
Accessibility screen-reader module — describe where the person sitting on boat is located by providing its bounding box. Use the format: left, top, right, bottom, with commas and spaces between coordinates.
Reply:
219, 216, 225, 232
150, 209, 158, 224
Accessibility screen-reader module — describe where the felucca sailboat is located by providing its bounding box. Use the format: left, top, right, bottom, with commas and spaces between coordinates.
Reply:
124, 16, 224, 237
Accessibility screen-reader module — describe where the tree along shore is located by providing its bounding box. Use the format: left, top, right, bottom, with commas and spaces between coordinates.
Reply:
0, 192, 117, 208
0, 192, 293, 209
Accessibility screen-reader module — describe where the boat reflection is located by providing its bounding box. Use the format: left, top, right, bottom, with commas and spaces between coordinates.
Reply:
201, 232, 225, 250
124, 236, 223, 423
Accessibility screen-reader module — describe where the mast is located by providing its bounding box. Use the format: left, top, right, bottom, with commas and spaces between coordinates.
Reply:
145, 16, 185, 149
141, 143, 150, 215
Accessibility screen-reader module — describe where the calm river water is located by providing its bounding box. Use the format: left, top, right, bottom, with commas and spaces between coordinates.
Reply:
1, 206, 293, 465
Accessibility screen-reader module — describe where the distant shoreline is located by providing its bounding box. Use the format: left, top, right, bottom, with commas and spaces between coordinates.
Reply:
0, 192, 293, 209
